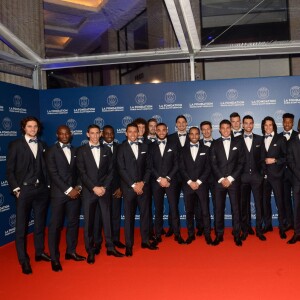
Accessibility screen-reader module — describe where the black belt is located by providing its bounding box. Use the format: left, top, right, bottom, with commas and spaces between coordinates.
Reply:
23, 182, 40, 187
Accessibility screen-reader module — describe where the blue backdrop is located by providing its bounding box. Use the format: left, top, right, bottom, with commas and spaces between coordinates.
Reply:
1, 76, 300, 246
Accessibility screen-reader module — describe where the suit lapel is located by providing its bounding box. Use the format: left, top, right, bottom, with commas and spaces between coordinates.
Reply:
86, 144, 99, 169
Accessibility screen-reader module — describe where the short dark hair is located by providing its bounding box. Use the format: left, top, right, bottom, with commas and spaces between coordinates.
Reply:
219, 119, 231, 127
282, 113, 294, 120
242, 115, 254, 123
156, 122, 167, 128
230, 112, 240, 119
189, 126, 200, 134
87, 124, 100, 132
147, 118, 158, 125
175, 115, 187, 123
20, 116, 42, 135
261, 116, 277, 135
56, 125, 71, 134
126, 122, 138, 131
103, 125, 114, 133
200, 121, 212, 129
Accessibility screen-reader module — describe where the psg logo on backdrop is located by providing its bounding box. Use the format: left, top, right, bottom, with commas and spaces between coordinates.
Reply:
211, 112, 223, 124
135, 93, 147, 105
13, 95, 22, 107
122, 116, 133, 127
165, 92, 176, 104
183, 114, 192, 125
79, 96, 89, 108
94, 117, 104, 129
81, 139, 89, 145
152, 115, 162, 123
0, 193, 4, 206
107, 95, 118, 106
226, 89, 238, 101
290, 86, 300, 98
9, 214, 16, 228
257, 87, 269, 100
52, 98, 62, 109
66, 119, 77, 130
2, 117, 12, 130
274, 110, 285, 123
195, 90, 207, 103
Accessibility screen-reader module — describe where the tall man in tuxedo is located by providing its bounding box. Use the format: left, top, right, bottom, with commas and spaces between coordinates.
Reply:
117, 123, 158, 257
210, 119, 244, 246
6, 116, 51, 275
149, 123, 185, 244
46, 125, 85, 272
147, 118, 158, 143
261, 116, 287, 239
180, 127, 212, 245
287, 119, 300, 244
240, 115, 266, 241
279, 113, 298, 232
230, 112, 244, 138
77, 124, 124, 264
166, 115, 190, 237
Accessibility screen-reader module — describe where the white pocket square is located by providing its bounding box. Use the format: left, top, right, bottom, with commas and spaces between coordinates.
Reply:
103, 154, 107, 157
273, 144, 277, 147
232, 147, 237, 150
141, 151, 146, 154
43, 149, 46, 152
167, 149, 172, 152
256, 145, 260, 147
200, 153, 206, 156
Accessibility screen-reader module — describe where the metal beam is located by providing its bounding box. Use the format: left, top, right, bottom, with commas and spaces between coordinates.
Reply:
0, 50, 37, 69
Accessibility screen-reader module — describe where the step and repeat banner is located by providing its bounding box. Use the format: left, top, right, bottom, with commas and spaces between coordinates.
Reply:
1, 76, 300, 246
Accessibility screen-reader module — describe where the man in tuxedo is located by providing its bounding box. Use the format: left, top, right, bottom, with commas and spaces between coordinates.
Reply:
287, 118, 300, 244
230, 112, 244, 138
46, 125, 85, 272
147, 118, 158, 143
166, 115, 190, 237
149, 123, 185, 244
6, 116, 51, 275
77, 124, 124, 264
261, 116, 287, 239
210, 119, 244, 246
279, 113, 298, 232
117, 123, 158, 257
180, 127, 212, 245
240, 115, 266, 241
134, 117, 151, 145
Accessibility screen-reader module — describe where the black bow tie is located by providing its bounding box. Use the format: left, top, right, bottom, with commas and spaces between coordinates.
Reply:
222, 138, 230, 141
190, 143, 199, 147
158, 140, 166, 145
130, 141, 138, 146
244, 134, 252, 139
283, 131, 290, 136
234, 130, 242, 135
265, 134, 272, 139
104, 143, 113, 147
62, 144, 71, 148
204, 140, 212, 144
90, 145, 100, 149
29, 138, 38, 143
178, 133, 186, 137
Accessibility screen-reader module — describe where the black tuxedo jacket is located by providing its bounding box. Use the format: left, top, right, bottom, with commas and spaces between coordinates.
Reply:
210, 137, 244, 181
287, 136, 300, 184
261, 134, 286, 179
179, 143, 210, 183
76, 143, 113, 193
6, 136, 48, 191
167, 132, 190, 149
117, 141, 151, 189
46, 142, 80, 197
148, 140, 178, 181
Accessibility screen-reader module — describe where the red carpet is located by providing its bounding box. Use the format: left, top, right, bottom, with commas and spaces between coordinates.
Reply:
0, 228, 299, 300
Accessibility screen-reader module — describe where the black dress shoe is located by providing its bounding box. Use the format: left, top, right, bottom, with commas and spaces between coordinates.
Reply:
212, 236, 224, 246
185, 235, 195, 245
65, 252, 86, 261
165, 228, 174, 237
113, 241, 126, 249
107, 249, 125, 257
234, 237, 242, 246
263, 226, 273, 234
35, 252, 51, 262
287, 235, 300, 244
196, 228, 204, 236
161, 228, 166, 235
256, 233, 267, 241
174, 235, 185, 244
279, 230, 287, 239
141, 242, 159, 250
205, 236, 213, 245
241, 232, 248, 241
154, 236, 162, 243
87, 253, 95, 264
21, 261, 32, 275
125, 247, 133, 257
51, 260, 62, 272
248, 227, 255, 235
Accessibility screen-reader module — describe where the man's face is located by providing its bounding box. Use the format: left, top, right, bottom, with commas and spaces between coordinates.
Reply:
201, 124, 212, 139
57, 126, 71, 144
137, 123, 145, 137
283, 118, 293, 132
87, 127, 101, 145
230, 116, 241, 131
264, 120, 274, 135
24, 120, 39, 138
176, 117, 187, 132
148, 121, 157, 135
243, 118, 254, 134
156, 125, 168, 140
189, 128, 200, 144
126, 126, 138, 142
102, 128, 114, 143
219, 123, 231, 138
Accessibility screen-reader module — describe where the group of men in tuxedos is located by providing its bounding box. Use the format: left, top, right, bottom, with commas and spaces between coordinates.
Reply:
6, 112, 300, 275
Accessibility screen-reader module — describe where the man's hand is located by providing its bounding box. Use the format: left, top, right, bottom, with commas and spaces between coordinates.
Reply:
68, 188, 80, 199
189, 181, 199, 190
133, 181, 144, 195
265, 158, 276, 165
93, 186, 106, 197
113, 188, 122, 199
221, 178, 231, 188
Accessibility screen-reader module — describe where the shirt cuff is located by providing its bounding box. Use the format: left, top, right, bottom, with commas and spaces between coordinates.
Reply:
13, 187, 21, 192
227, 176, 234, 183
196, 179, 202, 185
64, 187, 73, 195
218, 177, 225, 183
187, 180, 192, 185
157, 177, 162, 183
